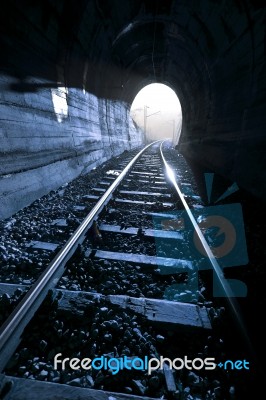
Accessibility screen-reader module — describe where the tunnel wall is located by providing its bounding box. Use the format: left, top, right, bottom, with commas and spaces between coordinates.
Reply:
176, 2, 266, 199
0, 74, 143, 220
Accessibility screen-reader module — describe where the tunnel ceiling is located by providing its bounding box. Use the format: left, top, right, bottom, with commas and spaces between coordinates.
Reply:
0, 0, 264, 122
0, 0, 265, 198
0, 0, 263, 104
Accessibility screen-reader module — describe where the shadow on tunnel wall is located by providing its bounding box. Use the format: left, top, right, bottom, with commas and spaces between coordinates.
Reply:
0, 0, 150, 102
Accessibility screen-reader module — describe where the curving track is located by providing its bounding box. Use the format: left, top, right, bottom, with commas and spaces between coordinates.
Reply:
0, 141, 236, 399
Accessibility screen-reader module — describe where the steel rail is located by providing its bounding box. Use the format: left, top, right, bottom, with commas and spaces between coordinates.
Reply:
0, 140, 162, 373
160, 141, 247, 332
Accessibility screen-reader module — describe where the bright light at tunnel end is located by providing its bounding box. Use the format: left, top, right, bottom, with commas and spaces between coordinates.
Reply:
130, 83, 182, 145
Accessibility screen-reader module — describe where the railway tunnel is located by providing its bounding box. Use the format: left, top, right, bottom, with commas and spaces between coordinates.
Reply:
0, 2, 266, 398
0, 0, 265, 220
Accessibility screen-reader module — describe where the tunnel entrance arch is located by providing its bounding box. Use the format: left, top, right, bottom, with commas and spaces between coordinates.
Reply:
130, 83, 182, 145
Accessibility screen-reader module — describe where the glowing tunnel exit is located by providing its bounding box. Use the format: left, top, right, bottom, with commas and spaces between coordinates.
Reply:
130, 83, 182, 145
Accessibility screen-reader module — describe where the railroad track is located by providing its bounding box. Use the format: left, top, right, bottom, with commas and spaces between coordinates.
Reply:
0, 141, 233, 399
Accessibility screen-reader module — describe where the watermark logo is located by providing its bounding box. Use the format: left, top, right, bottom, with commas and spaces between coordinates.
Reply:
53, 354, 250, 375
217, 360, 249, 370
153, 174, 248, 298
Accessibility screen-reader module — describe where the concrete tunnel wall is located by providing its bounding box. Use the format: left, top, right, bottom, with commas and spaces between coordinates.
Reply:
0, 0, 265, 220
0, 78, 143, 220
176, 2, 266, 200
